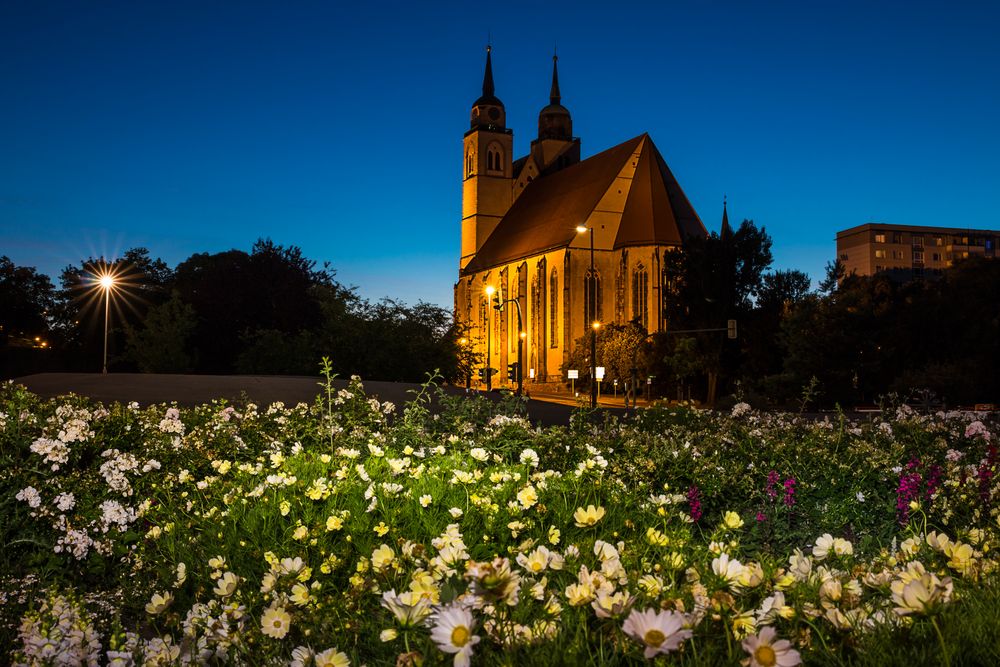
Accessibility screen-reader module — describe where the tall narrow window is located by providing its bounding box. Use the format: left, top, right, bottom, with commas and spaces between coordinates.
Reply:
584, 269, 602, 326
549, 269, 558, 347
632, 264, 649, 329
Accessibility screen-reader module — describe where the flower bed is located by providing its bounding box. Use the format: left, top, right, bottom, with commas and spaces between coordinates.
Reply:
1, 376, 998, 666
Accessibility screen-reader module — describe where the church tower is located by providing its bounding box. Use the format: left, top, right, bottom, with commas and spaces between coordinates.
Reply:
529, 55, 580, 172
461, 46, 514, 271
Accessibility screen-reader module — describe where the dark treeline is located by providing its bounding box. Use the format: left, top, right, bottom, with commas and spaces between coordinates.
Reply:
3, 234, 998, 406
564, 221, 999, 409
1, 240, 464, 382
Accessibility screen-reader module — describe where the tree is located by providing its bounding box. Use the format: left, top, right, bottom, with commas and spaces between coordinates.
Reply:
0, 257, 55, 345
123, 292, 197, 372
659, 219, 773, 404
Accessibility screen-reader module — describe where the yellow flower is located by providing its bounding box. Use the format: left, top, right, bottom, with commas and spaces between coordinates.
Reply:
326, 515, 344, 531
891, 570, 953, 616
372, 544, 395, 571
380, 628, 398, 642
314, 648, 350, 667
374, 521, 389, 537
723, 511, 744, 530
213, 572, 239, 598
279, 500, 291, 516
548, 525, 561, 545
646, 527, 670, 547
144, 591, 173, 615
290, 582, 311, 606
946, 542, 976, 576
419, 494, 433, 508
517, 485, 538, 509
565, 582, 595, 606
573, 505, 606, 527
293, 525, 309, 541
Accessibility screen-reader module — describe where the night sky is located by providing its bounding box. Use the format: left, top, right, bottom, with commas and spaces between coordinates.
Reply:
2, 0, 998, 308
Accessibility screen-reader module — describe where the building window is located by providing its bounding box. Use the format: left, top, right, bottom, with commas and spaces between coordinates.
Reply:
932, 253, 941, 262
935, 237, 943, 246
913, 251, 924, 262
875, 265, 884, 272
892, 250, 903, 259
549, 269, 558, 348
487, 143, 504, 174
631, 264, 649, 329
912, 236, 924, 247
875, 250, 887, 259
584, 269, 602, 326
874, 233, 886, 243
466, 151, 475, 176
892, 233, 902, 244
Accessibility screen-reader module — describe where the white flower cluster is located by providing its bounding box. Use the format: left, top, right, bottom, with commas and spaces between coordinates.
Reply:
731, 402, 752, 418
53, 515, 92, 560
158, 407, 185, 435
12, 591, 101, 666
29, 437, 70, 471
15, 486, 42, 509
99, 449, 140, 496
99, 499, 137, 534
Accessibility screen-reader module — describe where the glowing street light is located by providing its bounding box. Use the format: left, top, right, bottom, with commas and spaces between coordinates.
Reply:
97, 272, 116, 374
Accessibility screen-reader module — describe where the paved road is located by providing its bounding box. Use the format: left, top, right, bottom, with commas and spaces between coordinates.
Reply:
12, 373, 627, 428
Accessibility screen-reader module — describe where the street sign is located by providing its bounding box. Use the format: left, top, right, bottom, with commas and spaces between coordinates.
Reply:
567, 370, 579, 379
647, 377, 652, 385
529, 368, 535, 379
596, 366, 605, 380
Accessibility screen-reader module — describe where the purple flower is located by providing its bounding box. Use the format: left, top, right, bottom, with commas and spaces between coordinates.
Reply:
687, 485, 702, 522
755, 512, 767, 522
765, 470, 780, 499
782, 478, 796, 507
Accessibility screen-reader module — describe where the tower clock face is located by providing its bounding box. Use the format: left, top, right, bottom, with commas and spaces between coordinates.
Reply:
488, 107, 500, 121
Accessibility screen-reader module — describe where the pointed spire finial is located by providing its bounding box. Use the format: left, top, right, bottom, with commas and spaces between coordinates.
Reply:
721, 195, 733, 240
482, 44, 495, 97
549, 52, 561, 105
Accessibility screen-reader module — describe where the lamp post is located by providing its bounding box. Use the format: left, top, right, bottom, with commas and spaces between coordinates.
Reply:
484, 286, 495, 391
576, 225, 598, 408
494, 295, 525, 396
99, 274, 115, 374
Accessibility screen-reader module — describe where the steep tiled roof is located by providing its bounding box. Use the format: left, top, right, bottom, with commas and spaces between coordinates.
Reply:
463, 134, 706, 274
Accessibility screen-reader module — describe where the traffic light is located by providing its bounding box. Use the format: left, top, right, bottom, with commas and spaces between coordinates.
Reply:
477, 368, 485, 381
727, 319, 738, 339
507, 362, 520, 383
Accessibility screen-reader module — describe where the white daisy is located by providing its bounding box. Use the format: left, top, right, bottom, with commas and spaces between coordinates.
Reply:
430, 604, 480, 667
742, 626, 801, 667
622, 608, 691, 658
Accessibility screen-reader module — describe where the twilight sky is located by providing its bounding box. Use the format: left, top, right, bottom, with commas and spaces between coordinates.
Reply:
2, 0, 998, 308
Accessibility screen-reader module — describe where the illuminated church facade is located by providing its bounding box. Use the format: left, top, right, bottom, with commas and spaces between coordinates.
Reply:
454, 47, 708, 388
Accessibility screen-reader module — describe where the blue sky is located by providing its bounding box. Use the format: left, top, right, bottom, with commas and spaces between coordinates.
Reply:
2, 0, 998, 308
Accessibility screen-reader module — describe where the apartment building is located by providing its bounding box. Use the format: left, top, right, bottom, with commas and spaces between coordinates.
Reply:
836, 223, 999, 279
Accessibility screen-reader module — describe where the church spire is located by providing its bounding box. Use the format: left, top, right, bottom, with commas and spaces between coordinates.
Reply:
720, 196, 733, 240
549, 53, 561, 105
482, 45, 495, 98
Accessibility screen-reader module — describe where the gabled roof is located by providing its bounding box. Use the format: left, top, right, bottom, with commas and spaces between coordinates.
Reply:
463, 134, 706, 274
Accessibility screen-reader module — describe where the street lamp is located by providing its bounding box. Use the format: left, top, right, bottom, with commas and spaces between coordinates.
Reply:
493, 295, 525, 396
576, 225, 598, 408
484, 286, 495, 391
98, 273, 115, 374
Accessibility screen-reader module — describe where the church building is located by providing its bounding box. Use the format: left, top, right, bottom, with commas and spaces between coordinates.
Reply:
454, 47, 708, 389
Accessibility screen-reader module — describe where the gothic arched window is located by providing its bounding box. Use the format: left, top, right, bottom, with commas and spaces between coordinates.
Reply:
584, 269, 602, 327
632, 263, 649, 329
549, 269, 558, 348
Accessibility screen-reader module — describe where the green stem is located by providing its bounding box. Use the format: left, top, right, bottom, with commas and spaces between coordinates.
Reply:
931, 616, 951, 667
